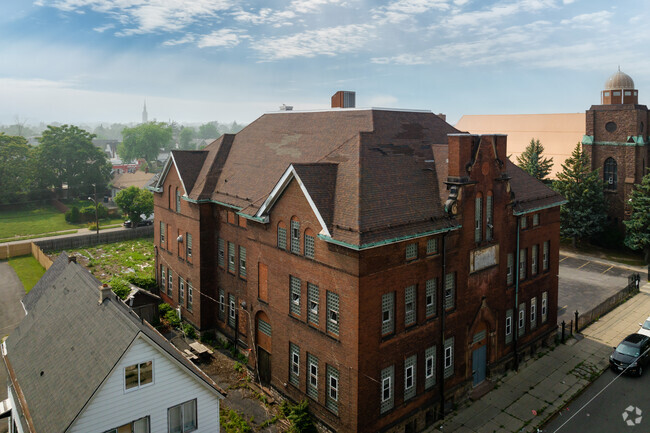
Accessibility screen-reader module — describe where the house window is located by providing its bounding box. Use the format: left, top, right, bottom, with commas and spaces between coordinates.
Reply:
425, 346, 436, 389
239, 246, 247, 278
160, 222, 165, 246
305, 232, 315, 259
228, 242, 235, 273
167, 270, 173, 297
307, 354, 318, 399
505, 309, 513, 344
289, 343, 300, 386
405, 243, 417, 260
506, 253, 514, 285
326, 365, 339, 414
520, 216, 527, 230
519, 248, 527, 280
405, 285, 416, 326
444, 272, 455, 310
105, 417, 150, 433
518, 303, 526, 337
543, 241, 549, 271
124, 360, 153, 391
187, 282, 193, 312
404, 355, 416, 401
161, 265, 166, 290
444, 337, 454, 379
218, 238, 225, 267
381, 292, 395, 335
486, 193, 493, 241
425, 278, 436, 318
542, 292, 548, 323
218, 289, 225, 320
179, 277, 185, 305
475, 194, 482, 242
175, 188, 181, 213
531, 244, 538, 276
380, 366, 394, 414
168, 399, 196, 433
308, 283, 319, 325
613, 91, 621, 96
326, 291, 340, 336
228, 294, 236, 328
426, 238, 438, 255
532, 213, 539, 226
278, 223, 287, 250
290, 276, 301, 316
530, 297, 537, 330
291, 219, 300, 254
186, 233, 192, 259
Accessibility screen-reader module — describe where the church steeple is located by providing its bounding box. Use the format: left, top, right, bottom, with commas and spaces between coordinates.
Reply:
142, 100, 148, 123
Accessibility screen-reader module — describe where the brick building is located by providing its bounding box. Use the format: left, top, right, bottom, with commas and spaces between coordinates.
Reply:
150, 94, 564, 433
582, 68, 650, 225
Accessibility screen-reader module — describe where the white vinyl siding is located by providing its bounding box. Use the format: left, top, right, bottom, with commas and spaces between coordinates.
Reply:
404, 355, 416, 401
68, 337, 221, 433
381, 292, 395, 335
425, 278, 436, 318
425, 346, 436, 389
380, 366, 394, 414
405, 285, 416, 326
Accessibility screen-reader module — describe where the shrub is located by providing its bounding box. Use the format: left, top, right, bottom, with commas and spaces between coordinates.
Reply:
159, 303, 172, 316
221, 409, 252, 433
287, 400, 317, 433
165, 309, 181, 327
65, 206, 80, 223
109, 277, 131, 300
125, 272, 157, 290
182, 323, 197, 339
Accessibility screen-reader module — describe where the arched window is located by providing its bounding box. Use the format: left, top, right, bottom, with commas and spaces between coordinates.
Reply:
604, 158, 617, 190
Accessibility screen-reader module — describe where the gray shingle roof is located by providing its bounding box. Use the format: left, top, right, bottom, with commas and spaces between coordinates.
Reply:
21, 251, 70, 313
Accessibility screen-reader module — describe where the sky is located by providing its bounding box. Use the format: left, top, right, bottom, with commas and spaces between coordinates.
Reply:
1, 0, 650, 127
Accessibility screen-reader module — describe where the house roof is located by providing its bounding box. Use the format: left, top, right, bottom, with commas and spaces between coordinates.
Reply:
4, 260, 223, 433
21, 251, 70, 313
111, 171, 156, 190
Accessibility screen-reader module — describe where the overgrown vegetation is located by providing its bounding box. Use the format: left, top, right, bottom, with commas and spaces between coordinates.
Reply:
108, 277, 131, 299
182, 323, 197, 339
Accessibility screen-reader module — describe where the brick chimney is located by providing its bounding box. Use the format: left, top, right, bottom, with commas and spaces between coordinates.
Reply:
331, 91, 356, 108
447, 134, 478, 180
99, 283, 112, 304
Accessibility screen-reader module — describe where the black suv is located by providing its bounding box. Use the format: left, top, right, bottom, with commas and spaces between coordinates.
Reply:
610, 333, 650, 376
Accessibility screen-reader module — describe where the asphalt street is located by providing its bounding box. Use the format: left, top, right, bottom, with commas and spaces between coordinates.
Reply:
544, 366, 650, 432
0, 261, 26, 433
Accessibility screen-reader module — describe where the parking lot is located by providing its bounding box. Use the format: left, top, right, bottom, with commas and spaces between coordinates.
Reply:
558, 251, 642, 326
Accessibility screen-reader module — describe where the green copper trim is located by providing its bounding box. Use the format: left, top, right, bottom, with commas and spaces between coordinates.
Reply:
318, 225, 461, 251
513, 200, 567, 216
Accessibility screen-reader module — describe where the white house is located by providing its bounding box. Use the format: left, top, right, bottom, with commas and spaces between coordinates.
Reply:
1, 255, 224, 433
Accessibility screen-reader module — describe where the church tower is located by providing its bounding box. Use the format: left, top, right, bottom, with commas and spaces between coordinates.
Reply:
142, 101, 148, 123
582, 69, 650, 225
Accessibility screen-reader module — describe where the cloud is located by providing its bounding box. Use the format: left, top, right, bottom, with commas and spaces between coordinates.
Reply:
372, 0, 451, 24
93, 23, 114, 32
251, 24, 374, 60
197, 29, 247, 48
560, 10, 611, 28
162, 34, 196, 46
431, 0, 557, 30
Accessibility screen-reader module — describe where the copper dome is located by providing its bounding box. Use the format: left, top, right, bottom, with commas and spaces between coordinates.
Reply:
604, 69, 635, 90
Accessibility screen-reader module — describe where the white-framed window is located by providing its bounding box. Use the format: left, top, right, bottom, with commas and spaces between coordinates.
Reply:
519, 248, 527, 280
518, 303, 526, 337
308, 283, 319, 325
505, 309, 513, 344
543, 241, 549, 271
228, 294, 236, 328
187, 282, 193, 312
507, 253, 514, 285
290, 275, 301, 316
444, 337, 454, 379
160, 221, 165, 246
425, 346, 436, 389
124, 360, 153, 392
326, 365, 339, 414
426, 238, 438, 255
291, 220, 301, 254
381, 292, 394, 335
289, 343, 300, 386
530, 297, 537, 330
542, 292, 548, 323
405, 285, 416, 326
186, 233, 192, 258
168, 399, 196, 433
380, 365, 394, 414
239, 246, 247, 278
161, 265, 166, 289
105, 416, 150, 433
475, 195, 482, 242
179, 277, 185, 305
228, 242, 235, 273
326, 291, 340, 336
445, 272, 455, 310
425, 278, 436, 318
218, 289, 225, 320
305, 233, 315, 259
307, 354, 318, 399
406, 243, 418, 260
404, 355, 416, 400
167, 270, 173, 297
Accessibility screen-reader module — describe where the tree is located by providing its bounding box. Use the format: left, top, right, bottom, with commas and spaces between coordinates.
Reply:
516, 138, 553, 182
625, 170, 650, 278
0, 133, 37, 204
36, 125, 111, 197
120, 122, 172, 164
179, 127, 196, 150
198, 122, 219, 139
114, 186, 154, 226
552, 143, 607, 247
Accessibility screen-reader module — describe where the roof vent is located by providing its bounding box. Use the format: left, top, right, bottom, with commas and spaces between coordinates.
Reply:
279, 104, 293, 111
331, 91, 356, 108
99, 283, 112, 304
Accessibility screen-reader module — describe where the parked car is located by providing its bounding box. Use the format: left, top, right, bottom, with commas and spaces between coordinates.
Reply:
123, 213, 153, 228
609, 333, 650, 376
638, 316, 650, 337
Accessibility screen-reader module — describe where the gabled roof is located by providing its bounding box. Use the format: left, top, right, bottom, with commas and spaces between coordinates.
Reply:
505, 160, 567, 214
21, 251, 70, 313
3, 260, 223, 433
171, 150, 207, 195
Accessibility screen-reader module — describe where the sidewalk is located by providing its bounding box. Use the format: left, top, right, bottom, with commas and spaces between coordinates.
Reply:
429, 282, 650, 433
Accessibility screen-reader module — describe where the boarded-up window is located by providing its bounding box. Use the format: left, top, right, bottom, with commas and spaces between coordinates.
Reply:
258, 263, 268, 302
218, 238, 225, 267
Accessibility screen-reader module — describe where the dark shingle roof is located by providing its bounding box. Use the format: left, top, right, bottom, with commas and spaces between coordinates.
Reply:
292, 163, 338, 233
505, 160, 566, 214
5, 261, 223, 433
21, 251, 70, 313
171, 150, 208, 195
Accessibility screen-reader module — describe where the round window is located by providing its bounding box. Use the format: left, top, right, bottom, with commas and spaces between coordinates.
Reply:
606, 121, 617, 132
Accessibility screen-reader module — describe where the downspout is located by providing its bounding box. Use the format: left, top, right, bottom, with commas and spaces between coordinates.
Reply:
513, 216, 521, 371
439, 232, 447, 419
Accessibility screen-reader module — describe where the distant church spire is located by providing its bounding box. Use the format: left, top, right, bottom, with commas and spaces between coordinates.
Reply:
142, 100, 148, 123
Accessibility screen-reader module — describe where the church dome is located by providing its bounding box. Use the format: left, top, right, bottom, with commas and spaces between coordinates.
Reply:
604, 69, 635, 90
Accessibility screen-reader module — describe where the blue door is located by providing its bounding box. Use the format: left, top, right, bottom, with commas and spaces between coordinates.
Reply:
472, 345, 487, 386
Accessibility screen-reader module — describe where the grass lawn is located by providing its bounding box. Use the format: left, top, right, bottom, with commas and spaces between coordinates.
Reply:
0, 203, 124, 241
8, 255, 46, 293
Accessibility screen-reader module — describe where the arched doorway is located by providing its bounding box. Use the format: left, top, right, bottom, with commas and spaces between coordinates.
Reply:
471, 322, 488, 386
256, 311, 272, 385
